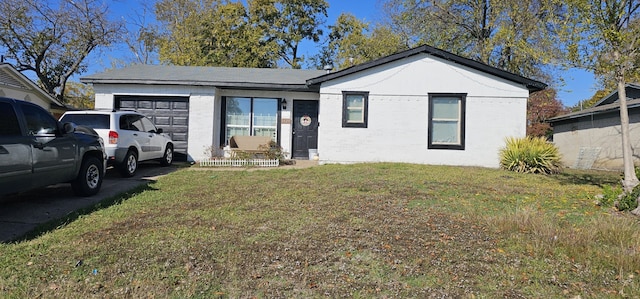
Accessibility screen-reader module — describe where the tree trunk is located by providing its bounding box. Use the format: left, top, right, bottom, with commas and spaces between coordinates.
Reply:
615, 62, 640, 197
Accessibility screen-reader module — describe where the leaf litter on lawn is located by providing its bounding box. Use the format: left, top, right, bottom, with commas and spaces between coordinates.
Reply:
1, 163, 637, 298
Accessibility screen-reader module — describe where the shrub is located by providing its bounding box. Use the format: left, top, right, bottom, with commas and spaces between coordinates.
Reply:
615, 184, 640, 211
597, 184, 623, 207
499, 136, 562, 174
231, 150, 254, 160
258, 140, 287, 162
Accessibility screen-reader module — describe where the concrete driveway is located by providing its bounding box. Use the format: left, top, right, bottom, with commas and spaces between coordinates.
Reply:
0, 163, 181, 243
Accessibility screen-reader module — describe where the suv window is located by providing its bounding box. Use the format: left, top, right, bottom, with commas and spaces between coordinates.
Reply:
0, 102, 21, 136
120, 114, 144, 132
140, 117, 158, 133
20, 103, 57, 135
61, 114, 110, 129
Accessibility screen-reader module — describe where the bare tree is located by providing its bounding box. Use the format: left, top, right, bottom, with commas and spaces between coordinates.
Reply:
0, 0, 123, 102
122, 2, 160, 66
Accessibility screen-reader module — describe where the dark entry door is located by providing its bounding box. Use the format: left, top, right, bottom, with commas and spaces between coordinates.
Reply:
292, 100, 319, 159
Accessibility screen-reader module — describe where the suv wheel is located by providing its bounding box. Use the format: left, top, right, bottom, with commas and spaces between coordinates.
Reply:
161, 144, 173, 167
71, 156, 103, 196
119, 150, 138, 177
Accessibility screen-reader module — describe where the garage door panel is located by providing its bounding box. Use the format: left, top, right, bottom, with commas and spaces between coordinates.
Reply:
137, 101, 153, 109
173, 117, 188, 126
171, 133, 188, 142
115, 96, 190, 155
173, 102, 188, 110
156, 101, 171, 109
119, 100, 136, 109
154, 116, 171, 126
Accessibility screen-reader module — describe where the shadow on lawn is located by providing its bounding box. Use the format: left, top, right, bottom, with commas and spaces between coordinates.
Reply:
551, 169, 621, 187
14, 184, 159, 243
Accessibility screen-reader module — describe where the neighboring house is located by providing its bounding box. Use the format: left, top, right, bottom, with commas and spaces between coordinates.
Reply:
81, 45, 546, 167
549, 83, 640, 170
0, 63, 66, 118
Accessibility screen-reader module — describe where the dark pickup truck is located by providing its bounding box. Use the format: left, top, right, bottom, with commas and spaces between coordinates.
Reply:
0, 97, 107, 197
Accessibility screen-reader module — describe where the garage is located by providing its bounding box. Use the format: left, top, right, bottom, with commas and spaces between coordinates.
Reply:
115, 95, 189, 157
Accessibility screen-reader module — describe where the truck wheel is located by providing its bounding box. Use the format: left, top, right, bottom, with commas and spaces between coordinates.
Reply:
71, 156, 103, 196
119, 150, 138, 177
160, 144, 173, 166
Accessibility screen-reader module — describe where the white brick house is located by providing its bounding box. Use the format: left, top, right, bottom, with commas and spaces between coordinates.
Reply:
82, 45, 545, 167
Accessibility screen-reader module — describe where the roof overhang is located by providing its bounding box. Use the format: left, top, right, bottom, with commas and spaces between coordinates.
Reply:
80, 78, 319, 92
306, 45, 547, 92
0, 63, 64, 107
548, 98, 640, 123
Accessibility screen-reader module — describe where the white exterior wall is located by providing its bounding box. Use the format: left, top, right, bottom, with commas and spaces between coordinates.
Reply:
92, 84, 319, 162
93, 84, 216, 162
0, 89, 47, 109
317, 54, 530, 168
217, 89, 319, 159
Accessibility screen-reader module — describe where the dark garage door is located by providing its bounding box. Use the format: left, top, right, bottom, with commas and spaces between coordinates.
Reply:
115, 96, 189, 157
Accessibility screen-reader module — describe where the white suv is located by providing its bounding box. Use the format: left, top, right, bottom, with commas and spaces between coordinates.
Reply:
60, 110, 173, 177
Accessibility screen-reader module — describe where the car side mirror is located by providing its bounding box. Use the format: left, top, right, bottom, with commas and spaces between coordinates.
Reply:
156, 128, 163, 134
62, 122, 76, 134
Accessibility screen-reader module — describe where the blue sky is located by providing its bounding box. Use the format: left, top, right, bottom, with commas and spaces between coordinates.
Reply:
89, 0, 596, 108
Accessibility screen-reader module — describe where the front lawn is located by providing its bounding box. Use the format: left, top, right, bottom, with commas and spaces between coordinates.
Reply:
1, 163, 638, 298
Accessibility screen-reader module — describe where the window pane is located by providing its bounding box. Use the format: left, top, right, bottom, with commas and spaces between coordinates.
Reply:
0, 102, 22, 136
254, 127, 276, 139
429, 94, 465, 149
129, 115, 145, 132
342, 92, 368, 128
141, 117, 157, 133
61, 114, 110, 129
347, 109, 363, 122
226, 127, 250, 140
225, 97, 279, 144
226, 98, 251, 127
253, 98, 278, 141
432, 121, 459, 144
346, 95, 364, 109
253, 98, 277, 124
432, 98, 459, 119
346, 94, 364, 123
21, 104, 57, 135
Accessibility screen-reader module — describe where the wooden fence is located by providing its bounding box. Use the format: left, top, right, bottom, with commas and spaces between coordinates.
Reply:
199, 159, 279, 167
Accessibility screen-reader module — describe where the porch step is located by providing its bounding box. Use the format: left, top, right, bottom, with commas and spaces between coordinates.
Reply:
292, 160, 319, 167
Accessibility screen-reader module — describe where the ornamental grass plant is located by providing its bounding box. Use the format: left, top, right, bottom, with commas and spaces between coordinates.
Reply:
500, 136, 562, 174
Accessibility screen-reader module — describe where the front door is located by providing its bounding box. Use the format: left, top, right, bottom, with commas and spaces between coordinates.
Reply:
292, 100, 319, 159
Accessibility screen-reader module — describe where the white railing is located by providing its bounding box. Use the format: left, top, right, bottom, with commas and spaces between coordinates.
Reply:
199, 159, 279, 167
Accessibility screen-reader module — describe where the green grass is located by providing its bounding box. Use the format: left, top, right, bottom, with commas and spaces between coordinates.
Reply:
1, 163, 639, 298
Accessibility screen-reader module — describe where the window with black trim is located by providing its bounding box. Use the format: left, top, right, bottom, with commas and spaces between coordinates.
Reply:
428, 93, 466, 150
221, 97, 280, 145
342, 91, 368, 128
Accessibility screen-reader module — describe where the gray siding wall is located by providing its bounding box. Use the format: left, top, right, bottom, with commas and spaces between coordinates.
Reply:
552, 110, 640, 170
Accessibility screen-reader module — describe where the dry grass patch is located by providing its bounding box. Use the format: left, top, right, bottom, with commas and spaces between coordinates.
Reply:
0, 163, 638, 298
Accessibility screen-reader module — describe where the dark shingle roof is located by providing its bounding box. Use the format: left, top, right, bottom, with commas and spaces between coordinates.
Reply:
549, 83, 640, 123
549, 98, 640, 123
81, 65, 327, 91
591, 83, 640, 106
